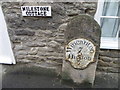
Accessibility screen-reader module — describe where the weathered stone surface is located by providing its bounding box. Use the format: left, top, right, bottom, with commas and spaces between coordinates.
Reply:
25, 42, 46, 47
58, 23, 67, 32
66, 9, 79, 16
28, 47, 39, 55
113, 60, 120, 64
99, 56, 118, 62
62, 15, 101, 86
55, 39, 65, 44
15, 30, 35, 36
2, 2, 98, 66
98, 60, 118, 67
97, 50, 120, 74
16, 51, 28, 55
65, 15, 101, 45
11, 36, 21, 43
38, 47, 50, 52
18, 59, 33, 63
26, 55, 39, 60
94, 72, 119, 88
99, 50, 120, 58
7, 28, 15, 37
97, 67, 119, 73
14, 45, 28, 51
47, 56, 63, 60
38, 30, 53, 35
16, 55, 25, 59
48, 41, 60, 48
38, 52, 63, 57
1, 2, 120, 87
62, 60, 98, 84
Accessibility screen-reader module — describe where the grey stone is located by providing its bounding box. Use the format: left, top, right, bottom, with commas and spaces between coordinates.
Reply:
26, 55, 39, 60
26, 42, 46, 47
14, 45, 28, 51
83, 3, 96, 8
39, 52, 63, 57
46, 48, 54, 52
16, 51, 28, 55
28, 47, 39, 55
94, 72, 119, 88
97, 67, 119, 73
16, 55, 26, 59
37, 30, 53, 35
38, 46, 49, 51
37, 52, 49, 57
57, 33, 64, 37
8, 29, 15, 37
51, 3, 65, 16
55, 39, 65, 44
18, 59, 33, 63
48, 41, 60, 48
99, 50, 120, 58
62, 15, 101, 86
36, 30, 57, 38
2, 2, 97, 29
98, 60, 119, 67
11, 36, 21, 43
36, 57, 46, 61
58, 23, 67, 32
113, 60, 120, 64
99, 56, 118, 62
62, 60, 98, 84
98, 60, 111, 67
2, 2, 120, 87
47, 56, 63, 61
66, 9, 79, 16
15, 30, 35, 36
65, 15, 101, 45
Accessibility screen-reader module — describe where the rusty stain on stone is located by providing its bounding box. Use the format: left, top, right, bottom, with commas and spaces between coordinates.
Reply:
65, 38, 96, 69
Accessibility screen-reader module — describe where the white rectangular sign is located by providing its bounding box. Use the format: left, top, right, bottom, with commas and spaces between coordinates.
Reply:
21, 6, 51, 16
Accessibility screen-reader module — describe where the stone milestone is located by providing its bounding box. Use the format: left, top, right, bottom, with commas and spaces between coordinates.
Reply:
62, 14, 101, 86
65, 38, 96, 69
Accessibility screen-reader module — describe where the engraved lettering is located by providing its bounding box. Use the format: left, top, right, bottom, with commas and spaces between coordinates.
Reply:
66, 38, 96, 69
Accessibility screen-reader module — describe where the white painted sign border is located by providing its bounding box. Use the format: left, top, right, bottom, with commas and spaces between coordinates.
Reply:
21, 6, 51, 16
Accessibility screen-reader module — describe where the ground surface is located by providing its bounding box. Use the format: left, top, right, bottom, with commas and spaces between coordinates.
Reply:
1, 64, 119, 89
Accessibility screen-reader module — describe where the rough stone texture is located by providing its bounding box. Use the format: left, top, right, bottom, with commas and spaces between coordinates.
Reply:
1, 2, 120, 87
15, 29, 35, 36
62, 15, 101, 85
97, 49, 120, 73
94, 71, 119, 88
2, 2, 97, 68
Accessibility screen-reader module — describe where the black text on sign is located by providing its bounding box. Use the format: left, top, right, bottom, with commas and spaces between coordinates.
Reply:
21, 6, 51, 16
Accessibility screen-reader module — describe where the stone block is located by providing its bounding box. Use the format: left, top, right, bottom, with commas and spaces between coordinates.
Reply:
97, 67, 119, 73
26, 55, 39, 60
11, 36, 21, 43
28, 47, 39, 55
62, 15, 101, 86
15, 30, 35, 36
99, 56, 118, 62
25, 42, 46, 47
99, 50, 120, 58
97, 60, 118, 67
55, 39, 65, 44
48, 40, 60, 48
58, 23, 67, 32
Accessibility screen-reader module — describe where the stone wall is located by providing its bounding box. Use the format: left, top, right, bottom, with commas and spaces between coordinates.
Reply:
98, 49, 120, 73
1, 2, 120, 73
2, 2, 97, 68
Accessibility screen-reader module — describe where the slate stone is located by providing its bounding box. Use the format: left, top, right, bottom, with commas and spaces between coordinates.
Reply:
62, 14, 101, 86
15, 30, 35, 36
99, 50, 120, 58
